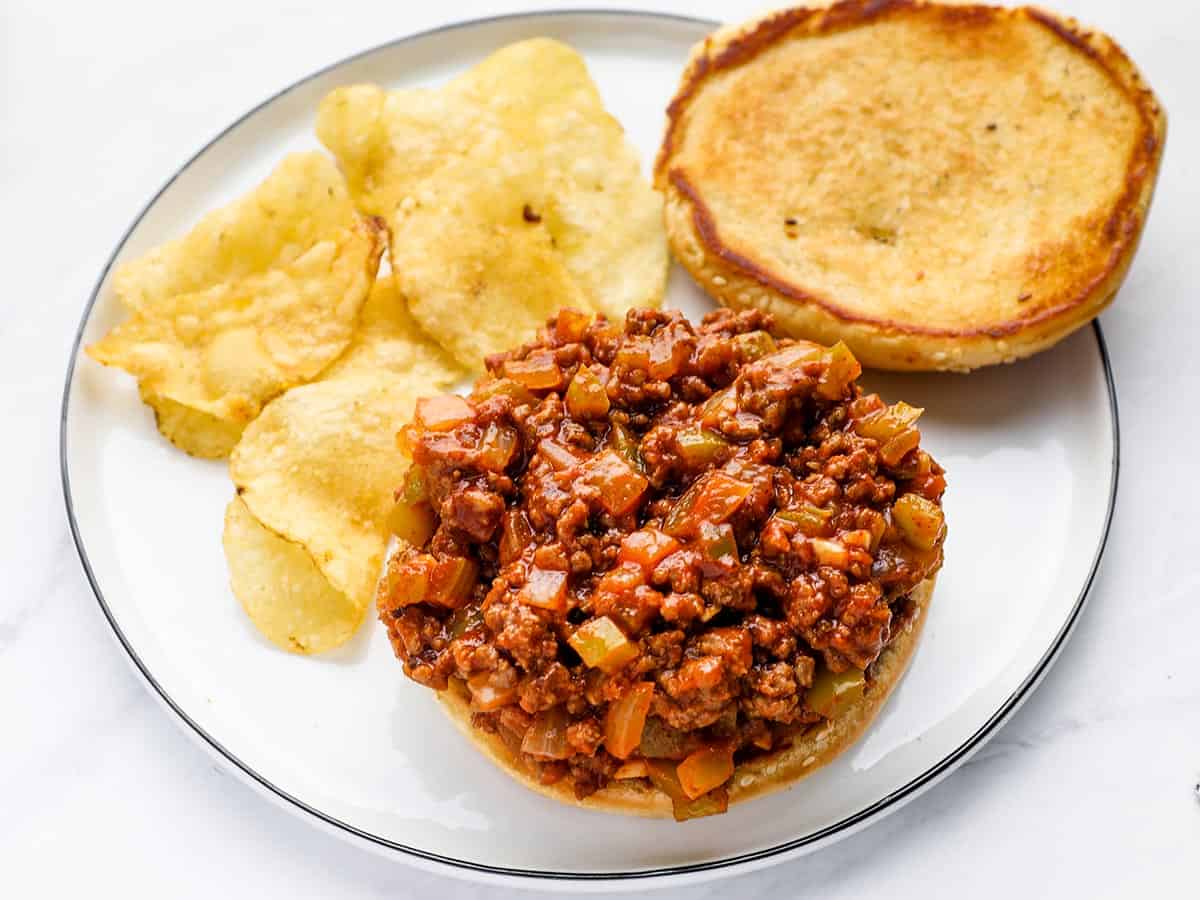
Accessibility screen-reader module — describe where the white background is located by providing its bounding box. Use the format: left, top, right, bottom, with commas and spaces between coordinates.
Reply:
3, 0, 1198, 896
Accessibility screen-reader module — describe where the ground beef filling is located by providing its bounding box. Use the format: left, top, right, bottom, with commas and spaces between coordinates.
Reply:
378, 308, 946, 818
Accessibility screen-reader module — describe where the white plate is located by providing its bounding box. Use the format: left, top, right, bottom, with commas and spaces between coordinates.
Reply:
60, 10, 1118, 890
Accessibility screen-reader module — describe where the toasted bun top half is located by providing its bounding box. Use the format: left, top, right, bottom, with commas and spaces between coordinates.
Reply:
436, 577, 935, 818
657, 2, 1166, 371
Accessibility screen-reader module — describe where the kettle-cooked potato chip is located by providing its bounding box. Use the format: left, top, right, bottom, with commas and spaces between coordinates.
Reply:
316, 39, 667, 362
140, 383, 245, 459
87, 152, 384, 447
315, 82, 490, 221
320, 274, 464, 387
452, 39, 668, 323
113, 152, 368, 311
388, 160, 594, 368
221, 277, 462, 652
223, 496, 364, 654
227, 376, 423, 651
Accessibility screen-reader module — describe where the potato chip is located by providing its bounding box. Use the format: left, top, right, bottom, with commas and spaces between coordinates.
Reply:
221, 277, 459, 652
223, 496, 363, 654
113, 152, 366, 311
229, 376, 422, 630
139, 382, 244, 459
320, 274, 464, 387
86, 153, 384, 426
451, 39, 669, 322
387, 160, 594, 369
315, 83, 491, 221
316, 39, 667, 359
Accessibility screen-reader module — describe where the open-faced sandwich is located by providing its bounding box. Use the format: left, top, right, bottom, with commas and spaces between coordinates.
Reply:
377, 308, 947, 819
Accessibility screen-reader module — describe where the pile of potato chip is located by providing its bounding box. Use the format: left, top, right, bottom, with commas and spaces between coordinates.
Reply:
90, 152, 385, 458
317, 38, 667, 367
86, 39, 667, 653
223, 277, 462, 652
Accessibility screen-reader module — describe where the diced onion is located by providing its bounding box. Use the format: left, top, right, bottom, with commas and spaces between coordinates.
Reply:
478, 422, 518, 471
613, 759, 650, 780
596, 562, 646, 600
849, 393, 886, 419
415, 395, 474, 432
841, 529, 873, 551
381, 556, 432, 609
428, 556, 478, 608
865, 510, 888, 550
646, 758, 686, 799
880, 428, 921, 468
521, 707, 572, 760
565, 366, 610, 419
538, 439, 582, 471
467, 668, 517, 712
892, 493, 946, 550
604, 682, 654, 759
648, 331, 690, 379
809, 537, 850, 569
912, 449, 934, 477
520, 567, 568, 612
676, 746, 735, 799
700, 387, 737, 427
504, 352, 564, 390
499, 509, 534, 565
471, 377, 536, 408
614, 338, 651, 370
554, 308, 592, 344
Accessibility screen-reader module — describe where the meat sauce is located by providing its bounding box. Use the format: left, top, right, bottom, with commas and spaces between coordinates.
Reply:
378, 308, 946, 819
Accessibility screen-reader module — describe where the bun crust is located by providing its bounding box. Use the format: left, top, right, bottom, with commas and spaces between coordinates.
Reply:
437, 577, 935, 817
656, 2, 1166, 371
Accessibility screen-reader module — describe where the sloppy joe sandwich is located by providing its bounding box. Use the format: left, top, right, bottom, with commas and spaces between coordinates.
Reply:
657, 1, 1165, 371
377, 308, 947, 819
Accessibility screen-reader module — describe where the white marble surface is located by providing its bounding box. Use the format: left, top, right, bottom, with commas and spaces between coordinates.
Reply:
3, 0, 1198, 895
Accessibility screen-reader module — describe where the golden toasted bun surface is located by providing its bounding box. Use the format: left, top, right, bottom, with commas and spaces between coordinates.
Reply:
657, 1, 1165, 370
436, 578, 935, 817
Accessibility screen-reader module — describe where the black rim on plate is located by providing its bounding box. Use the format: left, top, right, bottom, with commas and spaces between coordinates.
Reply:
59, 9, 1121, 883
